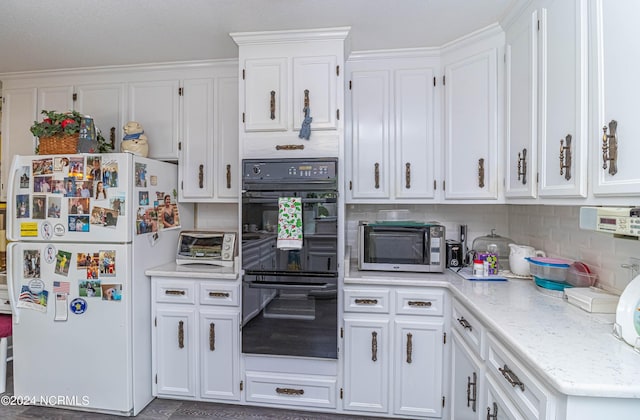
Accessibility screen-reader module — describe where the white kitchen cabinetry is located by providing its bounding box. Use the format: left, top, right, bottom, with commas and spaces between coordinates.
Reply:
452, 298, 557, 420
451, 300, 486, 420
451, 331, 484, 420
152, 277, 241, 402
442, 27, 503, 200
504, 7, 538, 198
128, 79, 180, 160
0, 87, 37, 197
343, 286, 446, 418
178, 66, 239, 202
589, 0, 640, 196
37, 83, 125, 150
231, 27, 349, 158
346, 53, 439, 202
486, 333, 556, 419
505, 0, 588, 199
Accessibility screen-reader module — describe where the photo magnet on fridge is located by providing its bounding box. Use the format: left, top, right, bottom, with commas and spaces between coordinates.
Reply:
101, 284, 122, 301
18, 166, 30, 189
32, 158, 53, 175
54, 250, 72, 276
79, 280, 101, 298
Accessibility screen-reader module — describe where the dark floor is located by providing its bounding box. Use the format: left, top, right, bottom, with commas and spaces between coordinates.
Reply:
0, 363, 380, 419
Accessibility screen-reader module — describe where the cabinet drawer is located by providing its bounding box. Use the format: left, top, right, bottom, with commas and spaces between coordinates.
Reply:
199, 282, 239, 307
452, 299, 485, 359
245, 371, 336, 409
154, 279, 196, 304
343, 287, 390, 313
395, 289, 444, 316
487, 334, 555, 420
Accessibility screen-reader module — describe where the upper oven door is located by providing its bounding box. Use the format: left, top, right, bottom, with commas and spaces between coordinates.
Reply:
242, 190, 338, 277
362, 225, 427, 265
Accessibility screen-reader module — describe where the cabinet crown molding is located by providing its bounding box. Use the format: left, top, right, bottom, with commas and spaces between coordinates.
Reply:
230, 26, 351, 45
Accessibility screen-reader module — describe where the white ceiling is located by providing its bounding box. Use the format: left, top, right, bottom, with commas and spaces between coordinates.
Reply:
0, 0, 524, 75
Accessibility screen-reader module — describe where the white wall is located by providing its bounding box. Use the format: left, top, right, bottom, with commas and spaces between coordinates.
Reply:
197, 202, 639, 294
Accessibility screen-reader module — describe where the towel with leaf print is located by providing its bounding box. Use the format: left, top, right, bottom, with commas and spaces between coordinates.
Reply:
277, 197, 303, 249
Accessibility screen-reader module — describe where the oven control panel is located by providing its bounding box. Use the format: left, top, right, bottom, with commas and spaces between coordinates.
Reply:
242, 158, 337, 182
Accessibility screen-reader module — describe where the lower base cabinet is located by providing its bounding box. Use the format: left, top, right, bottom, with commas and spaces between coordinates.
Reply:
152, 277, 241, 402
451, 330, 484, 420
342, 286, 446, 418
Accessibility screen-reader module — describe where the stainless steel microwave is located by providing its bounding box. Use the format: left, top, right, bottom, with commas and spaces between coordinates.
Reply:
358, 221, 445, 273
176, 231, 236, 267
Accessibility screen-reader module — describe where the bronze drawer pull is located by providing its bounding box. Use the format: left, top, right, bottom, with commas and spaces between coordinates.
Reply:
406, 333, 413, 364
602, 120, 618, 175
467, 372, 477, 412
275, 144, 305, 151
517, 148, 527, 185
457, 316, 472, 331
178, 320, 184, 349
498, 364, 525, 391
275, 387, 304, 396
198, 164, 204, 188
408, 300, 432, 307
559, 134, 572, 180
209, 323, 215, 351
354, 298, 378, 305
165, 290, 186, 296
374, 162, 380, 189
226, 164, 232, 189
487, 402, 498, 419
209, 292, 230, 298
270, 90, 276, 120
371, 331, 378, 362
478, 158, 485, 188
405, 162, 411, 189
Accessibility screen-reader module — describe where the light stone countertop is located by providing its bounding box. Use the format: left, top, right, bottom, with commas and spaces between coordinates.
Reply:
146, 261, 238, 280
346, 265, 640, 399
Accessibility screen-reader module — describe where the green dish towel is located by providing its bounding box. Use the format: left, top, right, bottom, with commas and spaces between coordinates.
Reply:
277, 197, 303, 249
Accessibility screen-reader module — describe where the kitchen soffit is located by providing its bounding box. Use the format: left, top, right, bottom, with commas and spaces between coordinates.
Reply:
0, 0, 524, 74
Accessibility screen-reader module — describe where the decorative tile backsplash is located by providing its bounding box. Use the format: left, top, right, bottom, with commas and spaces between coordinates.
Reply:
198, 202, 639, 294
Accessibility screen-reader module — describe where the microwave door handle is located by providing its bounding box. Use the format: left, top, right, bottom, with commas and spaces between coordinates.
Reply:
424, 231, 430, 265
368, 226, 423, 233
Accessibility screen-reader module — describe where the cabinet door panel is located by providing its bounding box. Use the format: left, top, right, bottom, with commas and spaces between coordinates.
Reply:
1, 88, 37, 198
395, 68, 436, 199
128, 80, 179, 159
393, 320, 444, 417
591, 0, 640, 195
505, 10, 538, 198
348, 70, 390, 200
38, 85, 74, 114
216, 76, 240, 199
200, 311, 240, 401
539, 0, 588, 197
75, 83, 125, 152
244, 58, 288, 131
293, 56, 337, 130
451, 331, 484, 420
444, 49, 499, 199
156, 308, 196, 397
180, 78, 215, 200
343, 317, 389, 413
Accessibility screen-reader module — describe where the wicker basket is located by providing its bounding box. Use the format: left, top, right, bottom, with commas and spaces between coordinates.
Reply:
38, 134, 78, 155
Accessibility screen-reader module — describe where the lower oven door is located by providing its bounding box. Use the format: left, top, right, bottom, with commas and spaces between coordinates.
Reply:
242, 274, 337, 359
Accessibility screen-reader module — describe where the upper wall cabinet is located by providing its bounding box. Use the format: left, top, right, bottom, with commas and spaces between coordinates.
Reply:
0, 88, 37, 198
505, 0, 588, 200
128, 79, 180, 160
178, 66, 239, 202
231, 27, 350, 158
346, 52, 439, 202
442, 26, 504, 200
590, 0, 640, 196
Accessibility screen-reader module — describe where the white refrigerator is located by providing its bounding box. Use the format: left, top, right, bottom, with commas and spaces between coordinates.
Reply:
5, 153, 193, 415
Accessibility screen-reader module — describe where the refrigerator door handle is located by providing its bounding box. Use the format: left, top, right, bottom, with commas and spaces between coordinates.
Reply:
6, 155, 21, 241
6, 243, 21, 324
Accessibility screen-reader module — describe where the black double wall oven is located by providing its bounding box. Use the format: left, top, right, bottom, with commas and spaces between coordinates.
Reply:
241, 158, 338, 359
